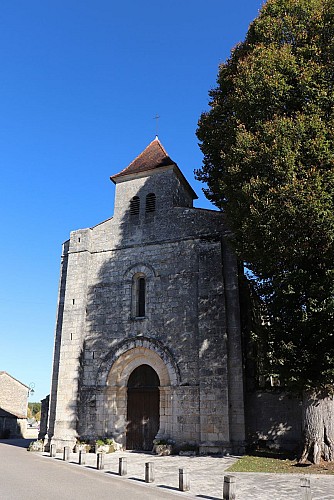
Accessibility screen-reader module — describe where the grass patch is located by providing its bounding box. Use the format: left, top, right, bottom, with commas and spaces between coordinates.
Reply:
227, 449, 334, 475
227, 454, 295, 473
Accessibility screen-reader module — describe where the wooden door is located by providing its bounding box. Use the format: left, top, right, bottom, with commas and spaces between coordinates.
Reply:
126, 365, 160, 451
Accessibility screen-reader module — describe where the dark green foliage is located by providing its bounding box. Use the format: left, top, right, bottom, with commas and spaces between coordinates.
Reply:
28, 402, 41, 417
196, 0, 334, 391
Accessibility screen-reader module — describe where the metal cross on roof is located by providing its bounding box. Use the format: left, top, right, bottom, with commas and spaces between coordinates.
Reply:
153, 114, 160, 137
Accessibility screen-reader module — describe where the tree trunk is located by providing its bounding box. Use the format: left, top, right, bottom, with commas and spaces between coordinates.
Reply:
300, 391, 334, 464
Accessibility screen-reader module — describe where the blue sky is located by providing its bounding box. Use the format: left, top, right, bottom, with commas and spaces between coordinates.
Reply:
0, 0, 264, 403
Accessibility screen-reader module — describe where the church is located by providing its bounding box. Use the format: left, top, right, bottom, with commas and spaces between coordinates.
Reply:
47, 137, 247, 454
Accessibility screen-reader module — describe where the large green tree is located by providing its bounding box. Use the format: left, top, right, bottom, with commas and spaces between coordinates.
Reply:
196, 0, 334, 463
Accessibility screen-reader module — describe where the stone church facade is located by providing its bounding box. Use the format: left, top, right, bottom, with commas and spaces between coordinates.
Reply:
47, 138, 246, 453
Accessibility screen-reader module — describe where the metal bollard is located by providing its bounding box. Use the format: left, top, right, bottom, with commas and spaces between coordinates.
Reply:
145, 462, 155, 483
79, 450, 86, 465
119, 457, 127, 476
223, 475, 236, 500
300, 477, 311, 500
97, 452, 105, 470
63, 446, 70, 461
179, 468, 190, 492
50, 444, 56, 457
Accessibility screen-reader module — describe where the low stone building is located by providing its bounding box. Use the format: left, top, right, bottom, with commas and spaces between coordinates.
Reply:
0, 371, 29, 438
47, 138, 245, 453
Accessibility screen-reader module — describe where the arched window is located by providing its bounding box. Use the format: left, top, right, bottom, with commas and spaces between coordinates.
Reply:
130, 196, 140, 215
136, 276, 146, 317
131, 274, 146, 318
125, 264, 155, 320
145, 193, 156, 213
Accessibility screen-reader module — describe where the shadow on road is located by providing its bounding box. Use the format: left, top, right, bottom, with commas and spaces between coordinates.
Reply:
157, 485, 180, 492
0, 439, 33, 448
197, 495, 221, 500
129, 476, 145, 483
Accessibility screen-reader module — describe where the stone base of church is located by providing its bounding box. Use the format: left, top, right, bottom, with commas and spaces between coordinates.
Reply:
43, 439, 50, 452
47, 437, 77, 453
199, 441, 245, 456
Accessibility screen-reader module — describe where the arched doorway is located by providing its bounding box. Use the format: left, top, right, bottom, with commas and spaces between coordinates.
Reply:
126, 364, 160, 450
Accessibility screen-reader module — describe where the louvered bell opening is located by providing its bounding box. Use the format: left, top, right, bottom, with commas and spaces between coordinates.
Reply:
145, 193, 156, 213
130, 196, 140, 215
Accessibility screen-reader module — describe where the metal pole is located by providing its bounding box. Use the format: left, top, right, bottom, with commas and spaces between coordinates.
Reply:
119, 457, 127, 476
145, 462, 155, 483
179, 468, 190, 492
223, 475, 236, 500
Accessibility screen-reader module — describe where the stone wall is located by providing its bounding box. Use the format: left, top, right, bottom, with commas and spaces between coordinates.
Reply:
0, 372, 28, 418
245, 391, 302, 450
0, 372, 28, 438
0, 412, 26, 438
48, 166, 245, 452
75, 230, 235, 448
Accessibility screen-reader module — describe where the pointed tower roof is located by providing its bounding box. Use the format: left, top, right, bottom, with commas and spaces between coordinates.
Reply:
110, 137, 176, 182
110, 137, 197, 199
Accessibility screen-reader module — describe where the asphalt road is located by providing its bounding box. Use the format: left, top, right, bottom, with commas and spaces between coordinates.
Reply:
0, 440, 184, 500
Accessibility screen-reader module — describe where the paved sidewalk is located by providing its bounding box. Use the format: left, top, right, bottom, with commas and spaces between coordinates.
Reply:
41, 449, 334, 499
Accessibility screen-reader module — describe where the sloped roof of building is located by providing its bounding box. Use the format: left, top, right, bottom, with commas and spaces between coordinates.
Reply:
0, 371, 29, 389
110, 137, 197, 199
111, 137, 176, 181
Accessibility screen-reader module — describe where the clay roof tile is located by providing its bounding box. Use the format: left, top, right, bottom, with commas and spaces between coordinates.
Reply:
111, 137, 176, 182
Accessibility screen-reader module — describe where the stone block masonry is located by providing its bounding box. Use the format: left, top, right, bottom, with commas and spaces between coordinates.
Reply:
47, 138, 245, 453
